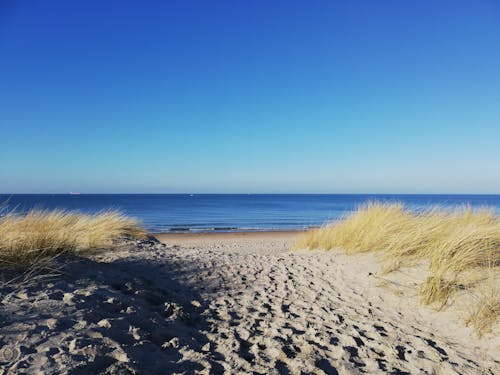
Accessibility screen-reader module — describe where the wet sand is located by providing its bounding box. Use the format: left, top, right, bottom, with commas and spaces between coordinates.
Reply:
155, 230, 302, 243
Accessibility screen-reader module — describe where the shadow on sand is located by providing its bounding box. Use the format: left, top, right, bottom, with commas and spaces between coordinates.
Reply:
0, 239, 225, 374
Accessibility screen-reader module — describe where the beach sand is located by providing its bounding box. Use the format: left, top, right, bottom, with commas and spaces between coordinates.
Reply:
0, 232, 498, 374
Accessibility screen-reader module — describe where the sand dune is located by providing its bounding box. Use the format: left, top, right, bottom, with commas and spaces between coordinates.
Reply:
0, 233, 498, 374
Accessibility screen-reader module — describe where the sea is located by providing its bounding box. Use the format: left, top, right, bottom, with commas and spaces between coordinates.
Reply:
1, 194, 499, 233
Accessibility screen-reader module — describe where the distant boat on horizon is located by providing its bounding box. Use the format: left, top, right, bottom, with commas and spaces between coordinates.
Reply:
69, 192, 81, 195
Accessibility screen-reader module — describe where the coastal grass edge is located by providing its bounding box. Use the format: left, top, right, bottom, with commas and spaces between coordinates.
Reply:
0, 208, 147, 269
294, 202, 500, 336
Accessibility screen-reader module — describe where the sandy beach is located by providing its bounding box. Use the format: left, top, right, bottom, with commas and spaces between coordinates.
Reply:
0, 232, 498, 374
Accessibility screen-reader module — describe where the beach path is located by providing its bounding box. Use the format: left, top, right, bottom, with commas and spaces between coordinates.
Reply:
155, 232, 499, 374
1, 233, 497, 374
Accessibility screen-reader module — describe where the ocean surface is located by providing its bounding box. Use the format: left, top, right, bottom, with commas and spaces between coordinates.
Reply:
1, 194, 499, 233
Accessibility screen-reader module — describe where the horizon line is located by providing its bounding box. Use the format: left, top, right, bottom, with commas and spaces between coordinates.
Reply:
1, 192, 499, 196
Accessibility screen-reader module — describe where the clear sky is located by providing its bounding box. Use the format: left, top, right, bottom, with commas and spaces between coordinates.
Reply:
1, 1, 499, 193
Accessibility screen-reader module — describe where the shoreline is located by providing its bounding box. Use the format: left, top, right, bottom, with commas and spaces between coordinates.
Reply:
151, 227, 316, 234
154, 230, 304, 243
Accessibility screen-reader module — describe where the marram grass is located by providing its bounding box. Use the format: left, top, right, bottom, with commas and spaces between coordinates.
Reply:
0, 209, 147, 267
294, 202, 500, 336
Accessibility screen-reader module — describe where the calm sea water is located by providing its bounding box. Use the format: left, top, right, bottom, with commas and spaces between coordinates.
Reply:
1, 194, 499, 233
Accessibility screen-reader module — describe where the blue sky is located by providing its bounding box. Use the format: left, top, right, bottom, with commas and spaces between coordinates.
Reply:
1, 0, 499, 193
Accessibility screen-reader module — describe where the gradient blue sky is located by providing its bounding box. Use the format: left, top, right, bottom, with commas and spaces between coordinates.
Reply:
1, 1, 499, 193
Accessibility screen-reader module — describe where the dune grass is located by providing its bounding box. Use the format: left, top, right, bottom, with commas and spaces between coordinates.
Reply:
0, 208, 147, 269
294, 202, 500, 335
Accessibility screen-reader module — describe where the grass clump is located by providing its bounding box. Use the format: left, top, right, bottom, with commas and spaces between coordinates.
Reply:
465, 279, 500, 335
294, 203, 413, 254
294, 202, 500, 335
0, 209, 147, 268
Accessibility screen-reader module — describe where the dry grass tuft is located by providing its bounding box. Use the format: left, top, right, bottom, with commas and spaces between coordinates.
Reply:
465, 276, 500, 336
294, 202, 412, 254
418, 276, 457, 307
0, 209, 147, 268
294, 202, 500, 335
466, 289, 500, 336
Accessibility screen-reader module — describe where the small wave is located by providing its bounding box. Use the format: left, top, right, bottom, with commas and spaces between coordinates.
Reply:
158, 225, 318, 234
166, 226, 239, 233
